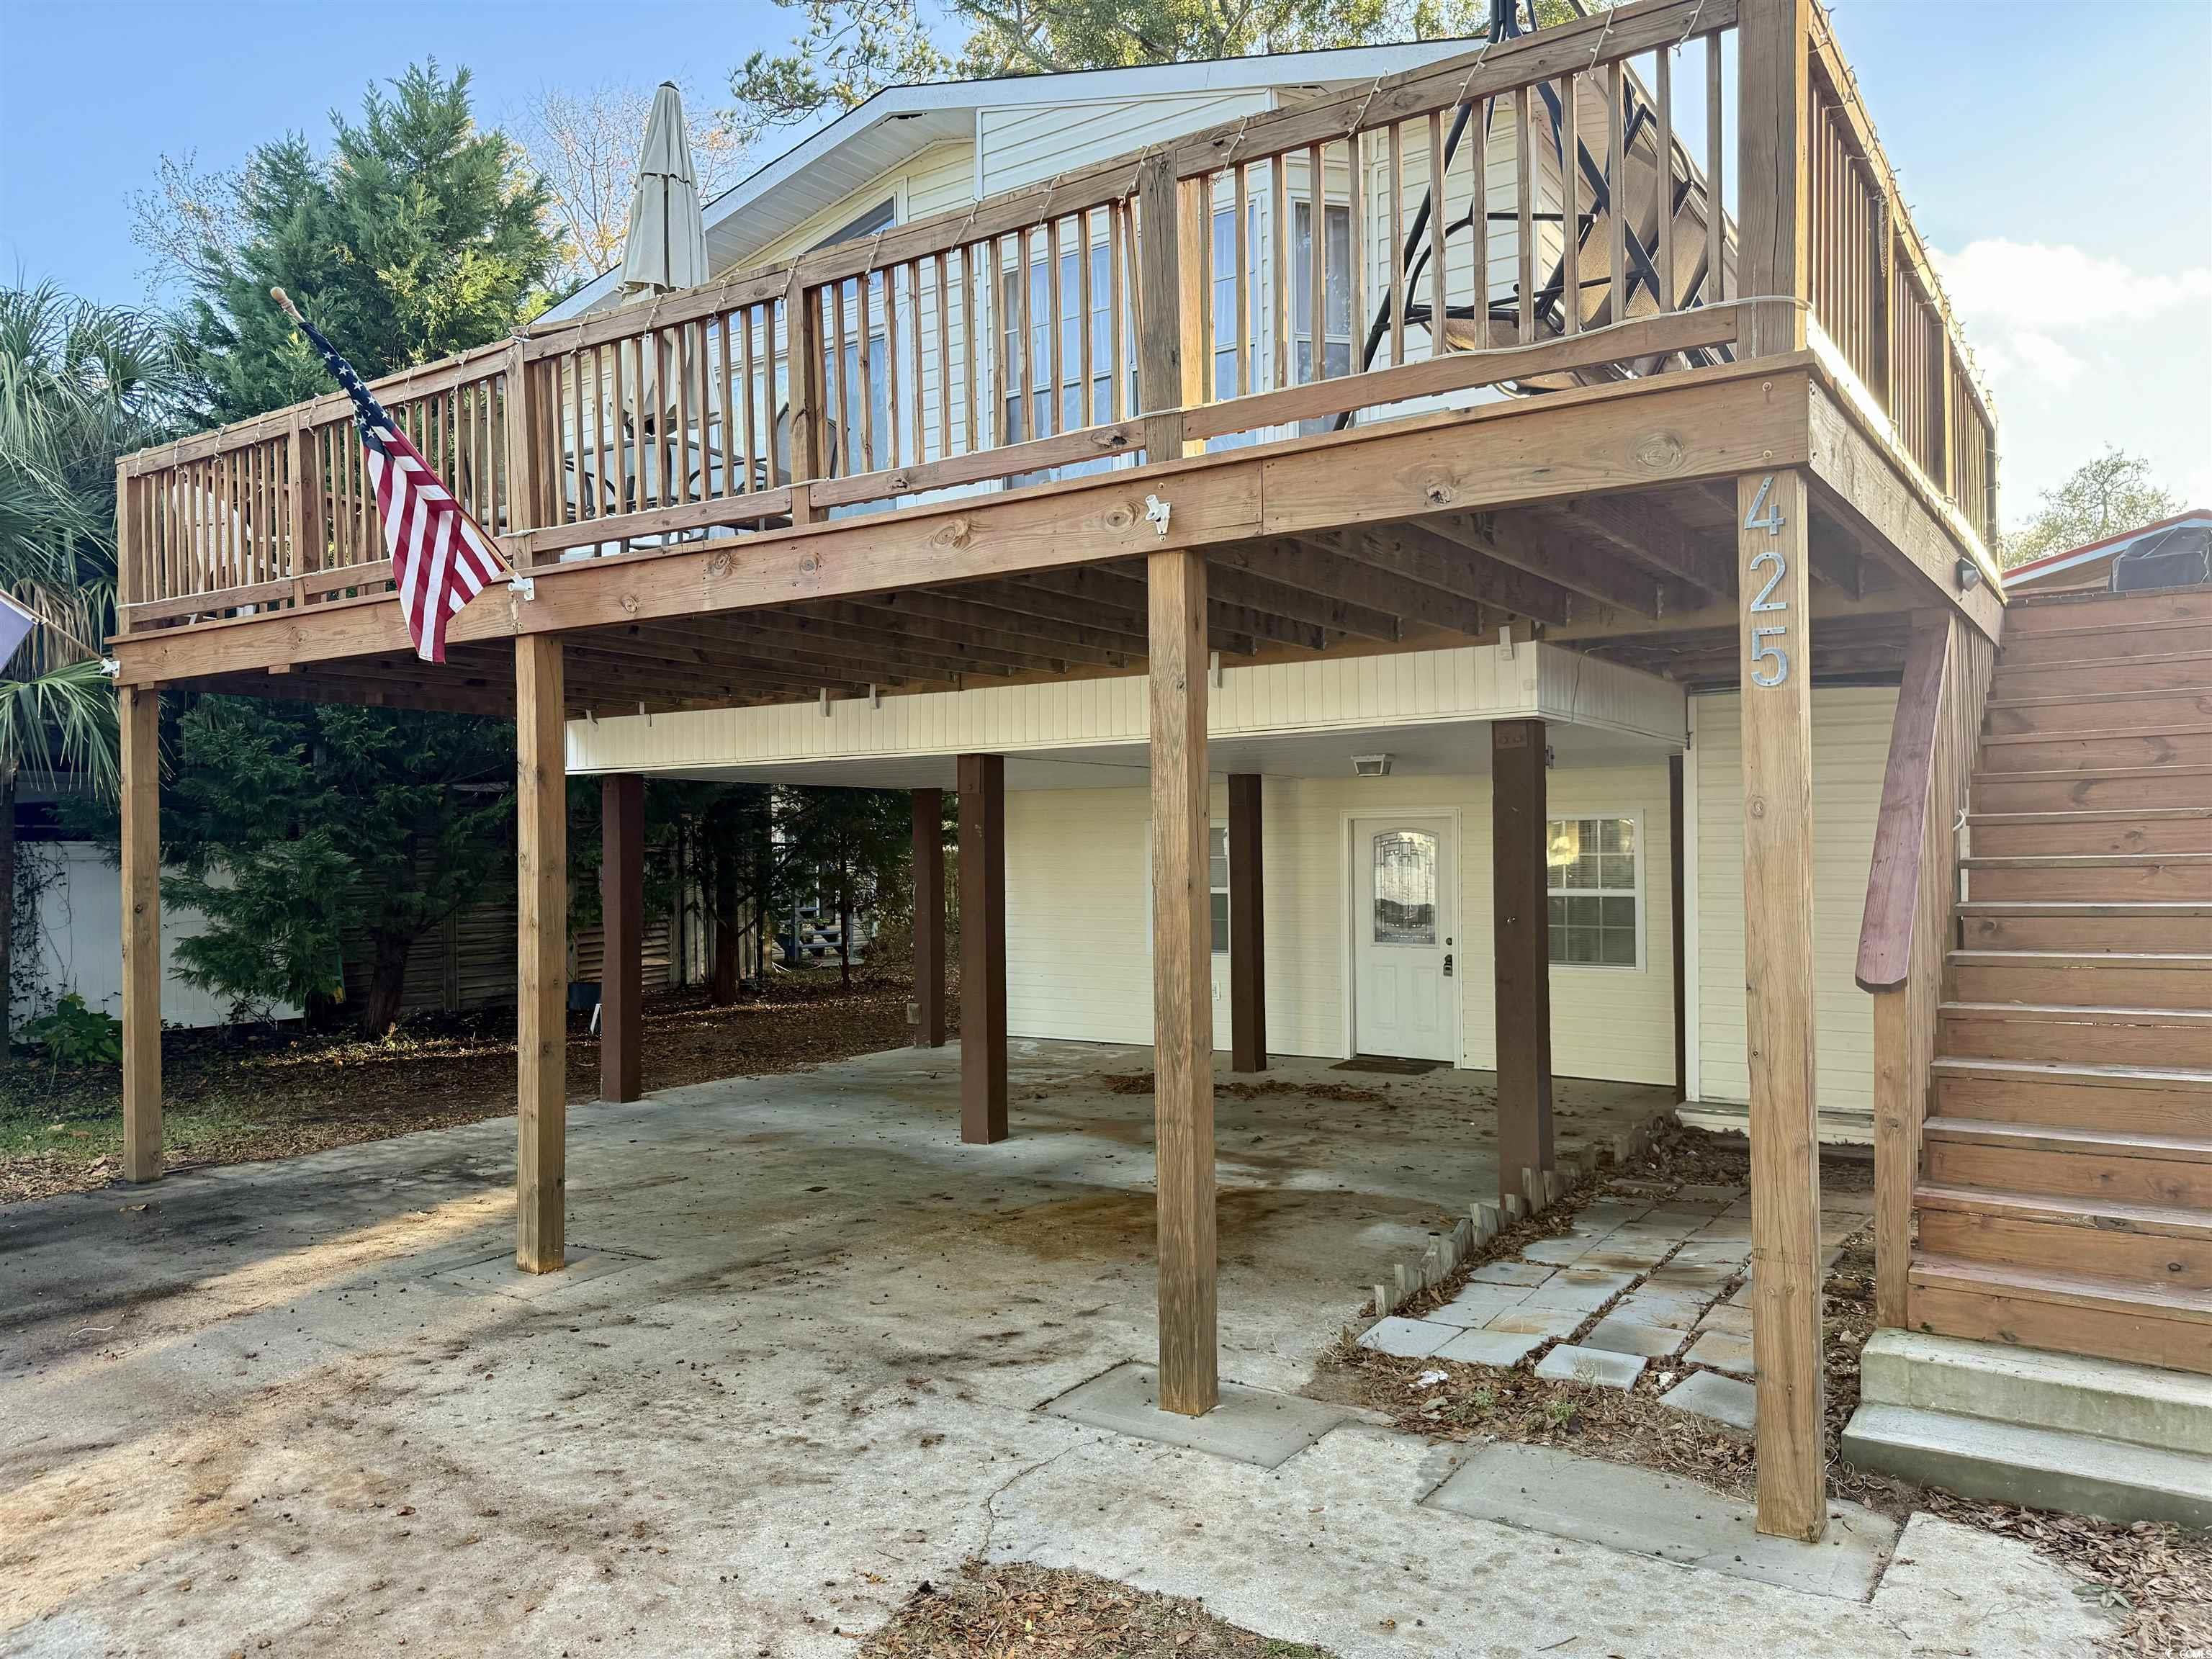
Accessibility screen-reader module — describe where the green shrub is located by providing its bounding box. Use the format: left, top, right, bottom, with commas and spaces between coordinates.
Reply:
19, 994, 123, 1070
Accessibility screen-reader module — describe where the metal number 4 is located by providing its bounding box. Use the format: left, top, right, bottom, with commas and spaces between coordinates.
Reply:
1744, 473, 1786, 536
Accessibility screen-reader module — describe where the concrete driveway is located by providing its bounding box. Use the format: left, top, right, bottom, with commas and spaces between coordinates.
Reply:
0, 1041, 2104, 1657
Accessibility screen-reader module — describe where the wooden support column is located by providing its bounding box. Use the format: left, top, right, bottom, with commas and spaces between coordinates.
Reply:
1228, 773, 1265, 1074
1150, 549, 1218, 1416
1491, 719, 1554, 1204
600, 773, 644, 1104
120, 683, 162, 1184
1134, 153, 1207, 463
1737, 0, 1812, 359
912, 786, 946, 1048
957, 755, 1006, 1141
1670, 752, 1688, 1105
517, 637, 568, 1273
1737, 466, 1827, 1542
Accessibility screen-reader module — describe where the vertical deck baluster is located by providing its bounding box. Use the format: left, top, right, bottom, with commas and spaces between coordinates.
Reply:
1108, 203, 1128, 423
1346, 131, 1366, 372
1707, 31, 1725, 304
1077, 210, 1094, 424
1516, 86, 1535, 342
1048, 217, 1065, 439
1470, 101, 1491, 343
1272, 153, 1290, 389
1608, 60, 1627, 325
1428, 112, 1448, 355
830, 281, 851, 475
1560, 73, 1581, 336
1309, 140, 1327, 378
1388, 121, 1406, 364
1656, 50, 1675, 313
1233, 164, 1250, 397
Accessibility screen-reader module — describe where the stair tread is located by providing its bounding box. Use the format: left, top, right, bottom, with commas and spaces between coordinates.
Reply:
1947, 950, 2212, 967
2000, 613, 2212, 638
1993, 647, 2212, 673
1979, 722, 2212, 745
1939, 1002, 2212, 1023
1933, 1056, 2212, 1089
1966, 808, 2212, 825
1842, 1403, 2212, 1511
1910, 1254, 2212, 1321
1961, 853, 2212, 868
1923, 1115, 2212, 1161
1972, 763, 2212, 783
1915, 1182, 2212, 1240
1985, 686, 2212, 710
1957, 902, 2212, 914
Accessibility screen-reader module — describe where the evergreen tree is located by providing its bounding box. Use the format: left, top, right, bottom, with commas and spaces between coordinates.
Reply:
176, 61, 562, 422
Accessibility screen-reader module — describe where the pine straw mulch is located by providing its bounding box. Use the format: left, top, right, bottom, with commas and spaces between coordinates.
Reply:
1098, 1072, 1384, 1105
0, 968, 933, 1205
858, 1561, 1335, 1659
1312, 1120, 2211, 1658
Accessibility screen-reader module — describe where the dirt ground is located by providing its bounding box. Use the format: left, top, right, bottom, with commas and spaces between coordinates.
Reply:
0, 967, 929, 1204
1314, 1123, 2212, 1658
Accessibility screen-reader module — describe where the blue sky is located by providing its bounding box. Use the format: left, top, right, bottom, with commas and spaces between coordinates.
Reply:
2, 0, 2207, 523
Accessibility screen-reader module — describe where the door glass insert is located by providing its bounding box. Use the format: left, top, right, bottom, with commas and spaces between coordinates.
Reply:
1371, 830, 1439, 945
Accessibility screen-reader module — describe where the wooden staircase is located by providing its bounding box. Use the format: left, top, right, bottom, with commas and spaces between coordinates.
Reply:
1909, 584, 2212, 1376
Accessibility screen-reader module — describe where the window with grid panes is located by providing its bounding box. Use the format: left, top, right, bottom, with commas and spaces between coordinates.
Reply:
1546, 816, 1640, 967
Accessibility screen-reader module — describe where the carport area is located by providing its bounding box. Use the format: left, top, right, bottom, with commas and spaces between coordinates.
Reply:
2, 1042, 2098, 1657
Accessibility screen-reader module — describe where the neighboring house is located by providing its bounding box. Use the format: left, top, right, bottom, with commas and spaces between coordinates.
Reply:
2003, 508, 2212, 596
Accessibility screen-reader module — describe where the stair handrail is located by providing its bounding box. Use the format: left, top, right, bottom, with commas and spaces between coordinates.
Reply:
1860, 610, 1996, 1325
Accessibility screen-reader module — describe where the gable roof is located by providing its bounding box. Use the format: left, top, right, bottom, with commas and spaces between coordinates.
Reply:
541, 38, 1485, 323
2004, 508, 2212, 591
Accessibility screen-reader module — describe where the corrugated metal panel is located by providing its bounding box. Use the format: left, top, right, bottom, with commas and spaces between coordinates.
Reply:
1692, 687, 1894, 1127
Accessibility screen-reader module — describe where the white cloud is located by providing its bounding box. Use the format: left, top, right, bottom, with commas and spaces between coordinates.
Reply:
1928, 240, 2212, 527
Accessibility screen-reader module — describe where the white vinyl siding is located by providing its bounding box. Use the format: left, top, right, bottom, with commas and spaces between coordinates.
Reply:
977, 92, 1274, 197
1691, 688, 1894, 1134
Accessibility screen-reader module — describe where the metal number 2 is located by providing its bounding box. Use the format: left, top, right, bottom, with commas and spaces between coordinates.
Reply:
1749, 547, 1789, 612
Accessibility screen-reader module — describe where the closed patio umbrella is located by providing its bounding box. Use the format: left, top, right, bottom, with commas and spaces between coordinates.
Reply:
619, 81, 707, 296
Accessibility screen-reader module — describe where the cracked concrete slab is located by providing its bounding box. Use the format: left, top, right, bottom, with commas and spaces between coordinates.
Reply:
1042, 1362, 1357, 1468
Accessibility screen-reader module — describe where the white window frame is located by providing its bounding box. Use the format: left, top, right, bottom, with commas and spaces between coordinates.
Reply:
1210, 821, 1231, 958
1545, 809, 1646, 973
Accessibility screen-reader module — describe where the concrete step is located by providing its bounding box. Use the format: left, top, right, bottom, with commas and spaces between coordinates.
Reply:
2004, 587, 2212, 634
1841, 1401, 2212, 1527
1970, 764, 2212, 814
1991, 648, 2212, 698
1984, 687, 2212, 737
1966, 809, 2212, 859
1948, 950, 2212, 1007
1974, 726, 2212, 776
1933, 1057, 2212, 1138
1937, 1002, 2212, 1068
1923, 1116, 2212, 1208
1909, 1254, 2212, 1375
1915, 1183, 2212, 1289
1964, 853, 2212, 902
1860, 1328, 2212, 1453
1957, 901, 2212, 952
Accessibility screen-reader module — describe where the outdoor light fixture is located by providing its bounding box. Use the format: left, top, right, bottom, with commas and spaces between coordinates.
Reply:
1956, 557, 1984, 593
1352, 753, 1395, 777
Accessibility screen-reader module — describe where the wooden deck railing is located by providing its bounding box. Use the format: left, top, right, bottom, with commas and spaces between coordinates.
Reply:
1804, 12, 1997, 545
116, 0, 1990, 634
1858, 611, 1996, 1326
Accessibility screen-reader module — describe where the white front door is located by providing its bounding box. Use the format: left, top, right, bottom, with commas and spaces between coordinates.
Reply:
1352, 817, 1458, 1063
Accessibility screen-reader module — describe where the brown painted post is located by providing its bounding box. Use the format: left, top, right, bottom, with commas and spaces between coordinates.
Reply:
1151, 548, 1217, 1416
516, 636, 567, 1272
1737, 0, 1811, 359
957, 754, 1007, 1141
912, 786, 946, 1048
120, 683, 163, 1184
1670, 752, 1688, 1105
1737, 465, 1826, 1542
600, 773, 644, 1103
1491, 719, 1553, 1203
1228, 773, 1265, 1073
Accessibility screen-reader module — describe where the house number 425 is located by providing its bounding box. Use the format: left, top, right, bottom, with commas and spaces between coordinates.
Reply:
1744, 474, 1791, 688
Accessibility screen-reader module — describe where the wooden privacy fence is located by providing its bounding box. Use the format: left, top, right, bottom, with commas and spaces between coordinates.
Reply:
1856, 612, 1996, 1326
115, 0, 1990, 632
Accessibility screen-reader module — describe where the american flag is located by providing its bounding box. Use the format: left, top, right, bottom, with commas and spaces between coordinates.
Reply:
281, 293, 508, 663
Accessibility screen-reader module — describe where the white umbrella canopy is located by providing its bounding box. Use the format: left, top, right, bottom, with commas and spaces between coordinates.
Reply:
619, 82, 707, 295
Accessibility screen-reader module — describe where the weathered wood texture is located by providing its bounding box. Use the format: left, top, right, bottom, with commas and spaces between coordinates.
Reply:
1491, 719, 1554, 1201
958, 755, 1007, 1143
912, 787, 946, 1048
1735, 467, 1825, 1542
120, 684, 163, 1184
1228, 773, 1266, 1074
1150, 549, 1218, 1416
600, 773, 644, 1104
1737, 0, 1812, 359
517, 637, 568, 1272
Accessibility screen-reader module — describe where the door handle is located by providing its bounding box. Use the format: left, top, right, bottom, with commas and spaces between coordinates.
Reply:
1442, 953, 1454, 978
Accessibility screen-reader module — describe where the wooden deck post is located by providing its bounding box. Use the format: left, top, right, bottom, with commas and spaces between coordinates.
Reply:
1737, 466, 1826, 1542
957, 754, 1007, 1141
912, 787, 946, 1048
1228, 773, 1265, 1073
1491, 719, 1554, 1202
1737, 0, 1811, 360
1670, 752, 1688, 1105
1135, 153, 1206, 463
120, 683, 163, 1184
1150, 548, 1218, 1416
517, 637, 568, 1272
600, 772, 644, 1104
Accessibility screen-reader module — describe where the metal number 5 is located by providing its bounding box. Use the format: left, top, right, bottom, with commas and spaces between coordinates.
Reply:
1750, 625, 1791, 687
